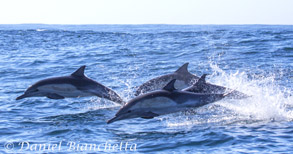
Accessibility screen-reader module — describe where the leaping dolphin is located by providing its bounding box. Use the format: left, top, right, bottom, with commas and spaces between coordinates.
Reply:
16, 65, 125, 104
108, 79, 230, 124
135, 63, 199, 96
183, 74, 249, 99
135, 63, 248, 99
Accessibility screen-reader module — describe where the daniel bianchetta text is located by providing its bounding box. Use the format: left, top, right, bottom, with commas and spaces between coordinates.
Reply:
4, 141, 137, 152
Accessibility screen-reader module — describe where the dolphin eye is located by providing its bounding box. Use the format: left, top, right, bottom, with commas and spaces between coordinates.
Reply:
127, 110, 131, 113
28, 89, 38, 93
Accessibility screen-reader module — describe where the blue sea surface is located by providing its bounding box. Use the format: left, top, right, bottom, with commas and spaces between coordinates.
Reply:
0, 24, 292, 153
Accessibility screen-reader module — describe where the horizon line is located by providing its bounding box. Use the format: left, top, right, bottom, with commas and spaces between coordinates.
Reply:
0, 23, 293, 26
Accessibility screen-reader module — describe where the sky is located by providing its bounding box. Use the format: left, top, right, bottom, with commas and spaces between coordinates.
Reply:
0, 0, 292, 25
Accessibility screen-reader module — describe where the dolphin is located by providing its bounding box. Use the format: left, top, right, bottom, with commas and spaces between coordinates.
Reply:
183, 74, 249, 99
16, 65, 125, 104
107, 79, 230, 124
135, 63, 248, 99
135, 63, 199, 96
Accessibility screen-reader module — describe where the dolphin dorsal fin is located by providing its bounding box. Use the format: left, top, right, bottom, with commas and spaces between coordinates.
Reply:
163, 79, 177, 92
71, 65, 86, 77
175, 63, 189, 74
198, 74, 207, 84
193, 74, 208, 86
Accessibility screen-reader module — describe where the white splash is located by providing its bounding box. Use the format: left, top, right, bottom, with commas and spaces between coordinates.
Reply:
167, 63, 293, 127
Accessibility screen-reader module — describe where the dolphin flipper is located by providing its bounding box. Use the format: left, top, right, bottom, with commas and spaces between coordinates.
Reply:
47, 93, 65, 99
141, 111, 159, 119
141, 117, 154, 119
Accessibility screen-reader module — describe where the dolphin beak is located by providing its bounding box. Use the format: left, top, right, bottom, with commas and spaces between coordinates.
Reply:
16, 93, 28, 100
107, 116, 121, 124
107, 112, 136, 124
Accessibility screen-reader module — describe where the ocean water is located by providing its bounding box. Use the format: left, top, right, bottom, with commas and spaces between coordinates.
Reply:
0, 24, 292, 153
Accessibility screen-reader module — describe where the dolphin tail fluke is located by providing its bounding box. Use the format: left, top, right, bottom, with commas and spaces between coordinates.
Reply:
223, 90, 235, 97
223, 89, 249, 99
223, 89, 250, 99
103, 92, 125, 105
110, 95, 126, 105
105, 89, 126, 105
90, 87, 126, 105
